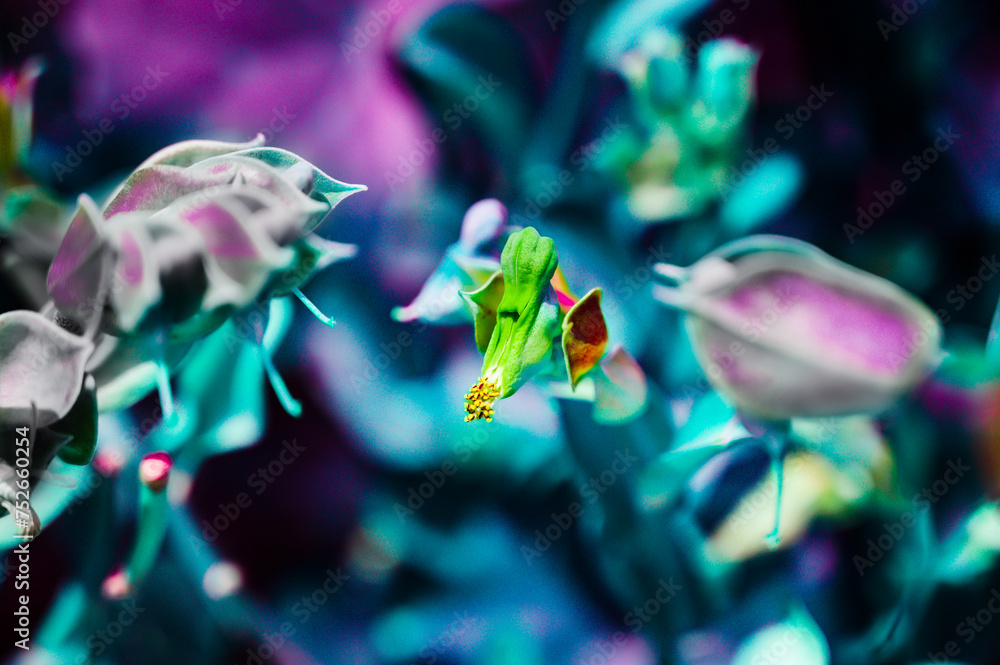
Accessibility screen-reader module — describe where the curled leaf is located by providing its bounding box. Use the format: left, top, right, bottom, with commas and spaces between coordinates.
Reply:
0, 311, 93, 427
47, 195, 112, 333
460, 269, 504, 354
458, 198, 506, 252
592, 347, 648, 424
561, 287, 608, 387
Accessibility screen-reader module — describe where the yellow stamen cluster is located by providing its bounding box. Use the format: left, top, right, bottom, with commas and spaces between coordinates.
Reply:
464, 376, 501, 422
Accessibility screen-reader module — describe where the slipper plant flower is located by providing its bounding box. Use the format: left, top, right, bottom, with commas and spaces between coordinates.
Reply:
45, 135, 365, 417
460, 227, 646, 423
392, 202, 648, 423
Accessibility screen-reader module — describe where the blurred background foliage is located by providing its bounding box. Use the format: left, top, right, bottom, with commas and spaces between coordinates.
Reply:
3, 0, 1000, 664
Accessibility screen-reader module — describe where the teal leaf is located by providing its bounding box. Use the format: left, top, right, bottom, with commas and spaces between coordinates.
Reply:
731, 607, 830, 665
592, 347, 648, 424
638, 392, 740, 509
269, 233, 358, 297
91, 336, 194, 413
720, 153, 804, 234
0, 459, 92, 553
52, 376, 99, 465
460, 269, 504, 353
691, 39, 758, 143
396, 5, 533, 182
935, 501, 1000, 584
230, 147, 367, 231
395, 247, 500, 326
0, 185, 67, 250
588, 0, 714, 67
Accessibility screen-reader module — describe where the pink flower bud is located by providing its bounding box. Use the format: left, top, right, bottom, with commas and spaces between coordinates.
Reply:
655, 236, 942, 419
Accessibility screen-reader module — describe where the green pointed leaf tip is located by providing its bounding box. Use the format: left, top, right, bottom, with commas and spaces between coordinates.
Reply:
464, 228, 560, 422
460, 269, 505, 354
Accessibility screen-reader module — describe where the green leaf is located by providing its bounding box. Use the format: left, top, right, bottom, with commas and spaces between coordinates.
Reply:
460, 269, 504, 353
53, 376, 99, 465
638, 392, 739, 509
0, 185, 66, 249
639, 441, 729, 511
